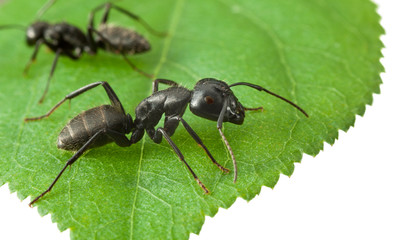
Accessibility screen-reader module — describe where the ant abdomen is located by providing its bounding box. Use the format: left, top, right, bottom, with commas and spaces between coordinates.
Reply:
97, 25, 151, 54
57, 105, 129, 151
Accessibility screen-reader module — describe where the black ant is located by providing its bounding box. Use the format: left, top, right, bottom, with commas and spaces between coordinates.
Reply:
0, 2, 164, 103
25, 78, 308, 207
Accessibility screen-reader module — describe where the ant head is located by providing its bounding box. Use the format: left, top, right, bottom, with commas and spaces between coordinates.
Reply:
190, 78, 245, 125
26, 21, 49, 46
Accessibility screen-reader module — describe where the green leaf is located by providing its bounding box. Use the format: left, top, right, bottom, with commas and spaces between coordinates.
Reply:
0, 0, 383, 239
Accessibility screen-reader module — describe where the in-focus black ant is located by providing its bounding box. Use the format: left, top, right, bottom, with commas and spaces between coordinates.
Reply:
0, 2, 164, 103
25, 78, 308, 207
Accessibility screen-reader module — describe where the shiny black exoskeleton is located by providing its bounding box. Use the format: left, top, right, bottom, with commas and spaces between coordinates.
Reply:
23, 21, 92, 104
88, 3, 155, 56
25, 78, 308, 206
0, 2, 164, 103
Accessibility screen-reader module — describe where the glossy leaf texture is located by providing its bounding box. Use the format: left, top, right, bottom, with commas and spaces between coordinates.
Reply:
0, 0, 383, 239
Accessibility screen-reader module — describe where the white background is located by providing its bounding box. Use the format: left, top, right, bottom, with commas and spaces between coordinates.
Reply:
1, 0, 395, 239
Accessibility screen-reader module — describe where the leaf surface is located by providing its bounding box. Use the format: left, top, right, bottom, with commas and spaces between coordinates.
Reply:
0, 0, 383, 239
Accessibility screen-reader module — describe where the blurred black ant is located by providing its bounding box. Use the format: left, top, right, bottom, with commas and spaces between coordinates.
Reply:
0, 2, 164, 103
25, 78, 308, 206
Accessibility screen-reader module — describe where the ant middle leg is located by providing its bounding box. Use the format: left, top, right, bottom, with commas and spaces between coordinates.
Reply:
25, 81, 126, 121
152, 79, 181, 93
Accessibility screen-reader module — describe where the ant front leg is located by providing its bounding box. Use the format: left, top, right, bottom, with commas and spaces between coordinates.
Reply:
176, 116, 230, 173
148, 115, 229, 194
38, 48, 62, 104
25, 81, 126, 121
149, 124, 209, 194
24, 39, 44, 76
37, 46, 84, 103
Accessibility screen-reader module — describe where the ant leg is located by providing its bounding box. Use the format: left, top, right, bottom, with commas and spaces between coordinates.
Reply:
229, 82, 308, 117
156, 127, 209, 194
120, 53, 153, 78
152, 79, 181, 93
150, 115, 229, 173
105, 128, 138, 147
29, 128, 105, 207
176, 116, 229, 173
88, 27, 153, 78
38, 48, 62, 104
28, 127, 134, 206
98, 3, 166, 37
217, 101, 238, 182
87, 11, 98, 53
89, 3, 109, 26
63, 48, 83, 60
37, 44, 84, 104
88, 2, 166, 52
25, 81, 125, 121
24, 39, 44, 75
99, 3, 111, 25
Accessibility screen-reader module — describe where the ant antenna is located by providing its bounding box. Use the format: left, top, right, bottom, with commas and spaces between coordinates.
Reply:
36, 0, 57, 19
0, 0, 56, 31
0, 24, 26, 31
229, 82, 309, 117
217, 100, 238, 183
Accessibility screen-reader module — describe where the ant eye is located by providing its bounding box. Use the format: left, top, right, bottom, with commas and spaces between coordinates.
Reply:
204, 96, 214, 104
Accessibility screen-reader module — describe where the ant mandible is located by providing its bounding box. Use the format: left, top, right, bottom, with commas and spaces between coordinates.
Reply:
25, 78, 308, 207
0, 2, 164, 103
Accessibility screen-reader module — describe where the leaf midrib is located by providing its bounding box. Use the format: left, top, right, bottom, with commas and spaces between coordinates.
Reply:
129, 0, 185, 238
